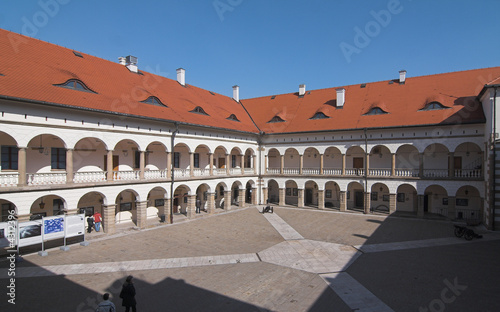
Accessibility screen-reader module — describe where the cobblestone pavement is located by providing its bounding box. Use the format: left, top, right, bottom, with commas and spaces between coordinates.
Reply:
1, 206, 500, 311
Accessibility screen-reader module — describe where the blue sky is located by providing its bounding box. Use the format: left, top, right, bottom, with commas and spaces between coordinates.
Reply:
0, 0, 499, 99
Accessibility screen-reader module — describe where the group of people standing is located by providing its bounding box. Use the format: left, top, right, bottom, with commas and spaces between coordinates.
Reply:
96, 275, 137, 312
87, 211, 102, 233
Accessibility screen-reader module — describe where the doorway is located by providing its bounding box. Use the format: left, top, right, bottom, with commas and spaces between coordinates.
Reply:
355, 191, 364, 208
305, 188, 313, 205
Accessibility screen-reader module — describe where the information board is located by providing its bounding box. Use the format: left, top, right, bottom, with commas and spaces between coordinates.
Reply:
66, 214, 85, 238
18, 220, 43, 247
43, 216, 65, 241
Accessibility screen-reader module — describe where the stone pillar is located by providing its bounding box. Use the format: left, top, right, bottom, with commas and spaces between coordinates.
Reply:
102, 204, 116, 234
241, 155, 245, 175
159, 198, 172, 224
106, 150, 114, 181
187, 195, 196, 218
364, 192, 371, 214
167, 152, 172, 179
18, 214, 31, 222
207, 192, 215, 214
226, 154, 230, 175
365, 153, 370, 176
391, 153, 396, 177
448, 152, 455, 177
238, 190, 245, 208
339, 191, 347, 212
280, 155, 285, 174
209, 153, 214, 176
448, 196, 456, 220
66, 148, 73, 183
189, 152, 194, 177
253, 155, 257, 174
136, 200, 148, 229
299, 154, 303, 175
139, 151, 145, 180
17, 147, 27, 186
298, 189, 304, 208
320, 154, 324, 175
341, 154, 346, 176
251, 187, 257, 205
419, 153, 424, 178
318, 190, 325, 210
279, 188, 285, 206
417, 195, 425, 218
224, 191, 231, 211
263, 187, 268, 204
389, 193, 396, 213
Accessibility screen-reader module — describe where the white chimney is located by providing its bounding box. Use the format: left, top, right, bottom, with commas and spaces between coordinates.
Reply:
125, 55, 138, 73
336, 88, 345, 107
118, 57, 126, 65
177, 68, 185, 86
299, 84, 306, 96
232, 85, 239, 102
399, 70, 406, 84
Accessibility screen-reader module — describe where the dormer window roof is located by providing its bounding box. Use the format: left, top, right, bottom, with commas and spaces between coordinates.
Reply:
141, 96, 166, 107
190, 106, 209, 116
54, 79, 96, 93
227, 114, 240, 122
420, 101, 448, 111
268, 115, 285, 123
310, 112, 329, 120
364, 107, 388, 115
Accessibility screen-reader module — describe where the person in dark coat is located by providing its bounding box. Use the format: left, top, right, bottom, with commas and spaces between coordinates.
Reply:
87, 216, 94, 233
120, 275, 137, 312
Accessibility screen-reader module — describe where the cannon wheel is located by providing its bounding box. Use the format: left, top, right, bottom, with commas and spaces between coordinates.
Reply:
464, 230, 474, 241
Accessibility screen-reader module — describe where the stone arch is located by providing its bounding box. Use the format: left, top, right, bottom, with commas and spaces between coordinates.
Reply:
370, 183, 390, 213
115, 189, 140, 224
454, 185, 481, 221
215, 182, 228, 208
304, 180, 319, 207
285, 180, 298, 206
195, 183, 211, 213
423, 185, 448, 217
347, 181, 364, 211
30, 194, 67, 220
324, 181, 340, 209
395, 144, 420, 176
267, 179, 279, 204
396, 184, 417, 213
173, 184, 192, 215
147, 186, 168, 219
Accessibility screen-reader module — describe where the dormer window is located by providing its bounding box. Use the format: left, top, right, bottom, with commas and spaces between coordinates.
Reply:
190, 106, 209, 116
268, 115, 285, 123
141, 96, 166, 107
310, 112, 329, 120
227, 114, 240, 122
420, 101, 448, 111
54, 79, 96, 93
364, 107, 387, 115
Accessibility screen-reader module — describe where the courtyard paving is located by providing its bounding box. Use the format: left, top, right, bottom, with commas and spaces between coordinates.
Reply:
1, 206, 499, 311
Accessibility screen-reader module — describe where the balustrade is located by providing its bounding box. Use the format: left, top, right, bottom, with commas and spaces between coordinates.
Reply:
423, 169, 449, 178
395, 168, 419, 177
368, 168, 391, 176
113, 170, 140, 181
0, 173, 19, 187
454, 169, 482, 178
323, 168, 342, 175
302, 168, 320, 175
73, 171, 106, 183
144, 169, 167, 180
27, 172, 67, 185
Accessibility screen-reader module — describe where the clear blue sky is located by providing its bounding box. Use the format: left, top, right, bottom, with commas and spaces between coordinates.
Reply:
1, 0, 499, 99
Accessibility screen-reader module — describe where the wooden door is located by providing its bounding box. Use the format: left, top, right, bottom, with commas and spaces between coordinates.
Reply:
355, 191, 364, 207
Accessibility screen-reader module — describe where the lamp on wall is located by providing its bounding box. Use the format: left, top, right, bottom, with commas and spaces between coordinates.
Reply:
123, 150, 128, 157
39, 198, 45, 209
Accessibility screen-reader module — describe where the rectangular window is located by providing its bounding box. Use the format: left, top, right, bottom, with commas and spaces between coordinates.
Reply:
79, 206, 94, 217
51, 148, 66, 169
1, 146, 18, 170
134, 151, 140, 169
194, 153, 200, 168
174, 152, 180, 168
232, 155, 236, 168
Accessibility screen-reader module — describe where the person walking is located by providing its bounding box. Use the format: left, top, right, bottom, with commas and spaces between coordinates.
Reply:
87, 216, 94, 233
93, 211, 102, 232
96, 293, 116, 312
120, 275, 137, 312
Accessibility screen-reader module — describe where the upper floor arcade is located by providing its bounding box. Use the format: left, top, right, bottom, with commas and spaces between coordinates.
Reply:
265, 140, 484, 180
0, 130, 258, 189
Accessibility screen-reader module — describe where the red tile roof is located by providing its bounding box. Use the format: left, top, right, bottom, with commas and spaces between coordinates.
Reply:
0, 29, 260, 133
241, 68, 500, 134
1, 28, 499, 135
